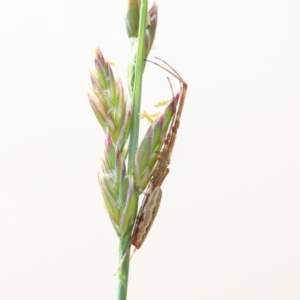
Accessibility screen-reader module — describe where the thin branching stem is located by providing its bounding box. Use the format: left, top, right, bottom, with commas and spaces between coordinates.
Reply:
117, 1, 148, 299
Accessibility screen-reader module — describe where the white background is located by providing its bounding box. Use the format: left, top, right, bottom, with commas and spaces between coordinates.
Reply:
1, 0, 299, 299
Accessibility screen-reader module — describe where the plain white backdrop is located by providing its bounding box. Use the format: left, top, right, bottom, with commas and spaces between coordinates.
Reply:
1, 0, 299, 299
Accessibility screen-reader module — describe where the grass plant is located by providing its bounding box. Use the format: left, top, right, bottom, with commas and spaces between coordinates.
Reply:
87, 1, 180, 299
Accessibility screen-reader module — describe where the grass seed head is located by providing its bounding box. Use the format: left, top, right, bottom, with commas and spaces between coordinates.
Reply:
134, 94, 178, 191
89, 47, 131, 153
98, 131, 133, 237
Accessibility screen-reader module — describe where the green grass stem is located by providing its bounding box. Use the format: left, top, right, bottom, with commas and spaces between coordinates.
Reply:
117, 1, 148, 299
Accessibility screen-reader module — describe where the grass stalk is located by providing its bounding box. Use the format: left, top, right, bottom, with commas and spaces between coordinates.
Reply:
127, 0, 148, 174
117, 1, 148, 299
